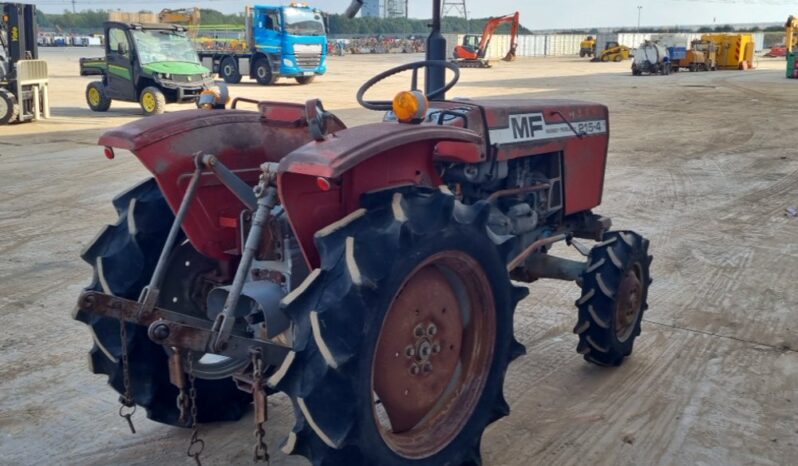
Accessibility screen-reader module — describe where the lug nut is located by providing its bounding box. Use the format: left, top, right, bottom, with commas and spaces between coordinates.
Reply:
409, 363, 420, 375
404, 345, 416, 358
427, 323, 437, 337
414, 324, 425, 338
432, 343, 441, 354
422, 362, 432, 373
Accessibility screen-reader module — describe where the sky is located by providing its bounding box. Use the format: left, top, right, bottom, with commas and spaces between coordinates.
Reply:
30, 0, 794, 29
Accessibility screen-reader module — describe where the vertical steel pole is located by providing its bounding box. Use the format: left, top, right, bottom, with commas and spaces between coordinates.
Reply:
426, 0, 446, 99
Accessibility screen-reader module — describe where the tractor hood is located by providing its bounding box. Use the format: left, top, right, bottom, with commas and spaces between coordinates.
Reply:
143, 61, 210, 76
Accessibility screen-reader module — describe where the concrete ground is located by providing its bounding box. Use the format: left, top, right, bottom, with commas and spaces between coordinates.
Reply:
1, 48, 797, 466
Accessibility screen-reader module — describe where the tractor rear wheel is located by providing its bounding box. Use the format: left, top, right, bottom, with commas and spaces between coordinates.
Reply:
273, 188, 528, 465
86, 81, 112, 112
73, 178, 251, 426
573, 231, 652, 366
0, 88, 19, 125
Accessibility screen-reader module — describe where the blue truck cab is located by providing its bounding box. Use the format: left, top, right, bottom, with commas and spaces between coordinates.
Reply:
199, 3, 327, 86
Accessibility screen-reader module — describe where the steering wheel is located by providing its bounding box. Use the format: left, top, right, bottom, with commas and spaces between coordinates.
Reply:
356, 60, 460, 111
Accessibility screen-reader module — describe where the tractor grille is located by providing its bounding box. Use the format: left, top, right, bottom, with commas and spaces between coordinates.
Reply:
296, 53, 322, 69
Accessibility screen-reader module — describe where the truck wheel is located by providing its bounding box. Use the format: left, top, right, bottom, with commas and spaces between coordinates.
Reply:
0, 89, 19, 125
73, 178, 252, 426
86, 81, 112, 112
253, 59, 276, 85
139, 86, 166, 116
220, 57, 242, 84
295, 75, 315, 85
274, 188, 527, 465
573, 231, 652, 366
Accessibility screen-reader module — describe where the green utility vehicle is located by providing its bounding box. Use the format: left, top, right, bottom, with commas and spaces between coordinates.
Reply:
80, 22, 221, 115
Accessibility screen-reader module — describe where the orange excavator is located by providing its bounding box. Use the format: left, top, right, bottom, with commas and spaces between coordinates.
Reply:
452, 12, 520, 68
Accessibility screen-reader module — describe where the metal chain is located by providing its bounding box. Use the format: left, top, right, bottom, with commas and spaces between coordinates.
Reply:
252, 350, 269, 464
118, 320, 136, 434
186, 352, 204, 466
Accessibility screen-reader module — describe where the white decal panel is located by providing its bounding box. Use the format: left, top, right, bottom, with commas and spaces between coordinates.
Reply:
489, 113, 607, 145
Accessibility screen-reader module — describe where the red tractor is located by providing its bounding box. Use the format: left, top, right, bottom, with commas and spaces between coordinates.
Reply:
73, 1, 652, 465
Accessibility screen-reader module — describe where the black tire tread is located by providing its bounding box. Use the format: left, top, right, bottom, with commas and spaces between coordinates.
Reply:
73, 178, 251, 426
573, 231, 652, 366
276, 188, 527, 466
0, 88, 19, 124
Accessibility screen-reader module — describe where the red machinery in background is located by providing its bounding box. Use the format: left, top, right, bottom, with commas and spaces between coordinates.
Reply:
452, 12, 520, 68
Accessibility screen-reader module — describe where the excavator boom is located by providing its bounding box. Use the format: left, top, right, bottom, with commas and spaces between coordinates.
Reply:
452, 11, 520, 68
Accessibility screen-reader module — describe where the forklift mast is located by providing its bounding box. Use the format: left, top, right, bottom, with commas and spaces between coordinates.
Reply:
2, 3, 39, 76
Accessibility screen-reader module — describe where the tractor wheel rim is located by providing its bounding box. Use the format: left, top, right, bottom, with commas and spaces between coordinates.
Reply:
89, 88, 101, 106
615, 263, 643, 342
142, 93, 156, 112
372, 251, 496, 459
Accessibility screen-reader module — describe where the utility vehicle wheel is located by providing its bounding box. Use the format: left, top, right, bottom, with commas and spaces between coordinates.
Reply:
86, 81, 111, 112
274, 188, 527, 465
295, 75, 315, 85
613, 54, 623, 62
573, 231, 652, 366
139, 86, 166, 116
253, 59, 276, 85
220, 57, 242, 84
0, 88, 19, 125
73, 178, 251, 426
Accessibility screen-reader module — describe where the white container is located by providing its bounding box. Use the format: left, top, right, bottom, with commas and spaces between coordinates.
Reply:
634, 41, 669, 65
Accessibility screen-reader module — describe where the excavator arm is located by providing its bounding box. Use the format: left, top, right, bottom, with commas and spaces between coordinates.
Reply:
476, 12, 520, 61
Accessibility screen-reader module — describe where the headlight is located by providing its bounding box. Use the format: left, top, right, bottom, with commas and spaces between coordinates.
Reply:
283, 58, 294, 67
159, 73, 172, 80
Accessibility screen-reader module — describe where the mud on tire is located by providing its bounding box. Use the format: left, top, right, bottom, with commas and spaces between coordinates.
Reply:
73, 178, 251, 426
573, 231, 652, 366
272, 187, 528, 465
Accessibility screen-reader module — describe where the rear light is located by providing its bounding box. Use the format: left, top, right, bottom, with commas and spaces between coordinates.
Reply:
104, 146, 115, 159
316, 177, 332, 191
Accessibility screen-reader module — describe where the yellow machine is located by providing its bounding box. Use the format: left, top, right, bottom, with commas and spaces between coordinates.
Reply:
593, 41, 632, 62
580, 36, 596, 58
701, 33, 754, 70
158, 8, 201, 38
787, 15, 798, 55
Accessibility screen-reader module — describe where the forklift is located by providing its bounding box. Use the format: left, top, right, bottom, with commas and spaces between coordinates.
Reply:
0, 3, 49, 125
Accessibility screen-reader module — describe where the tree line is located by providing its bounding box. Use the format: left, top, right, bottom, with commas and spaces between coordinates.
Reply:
36, 9, 782, 35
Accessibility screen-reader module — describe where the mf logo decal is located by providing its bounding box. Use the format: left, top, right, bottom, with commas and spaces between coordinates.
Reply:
11, 26, 19, 42
490, 112, 607, 145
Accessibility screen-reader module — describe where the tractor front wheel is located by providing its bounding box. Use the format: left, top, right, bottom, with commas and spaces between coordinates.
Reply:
274, 188, 527, 465
573, 231, 652, 366
0, 88, 19, 124
73, 178, 252, 426
86, 81, 112, 112
139, 86, 166, 116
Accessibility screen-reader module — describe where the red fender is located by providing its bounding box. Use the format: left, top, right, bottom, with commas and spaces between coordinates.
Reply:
98, 105, 345, 260
277, 122, 483, 268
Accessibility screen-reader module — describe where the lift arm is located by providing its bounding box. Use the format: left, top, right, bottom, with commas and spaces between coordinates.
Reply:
787, 15, 798, 54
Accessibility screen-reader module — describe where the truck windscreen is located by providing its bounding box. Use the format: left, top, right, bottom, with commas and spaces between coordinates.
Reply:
283, 8, 325, 36
132, 30, 200, 65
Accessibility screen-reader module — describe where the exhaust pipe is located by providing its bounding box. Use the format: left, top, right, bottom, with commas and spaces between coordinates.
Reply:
207, 281, 289, 340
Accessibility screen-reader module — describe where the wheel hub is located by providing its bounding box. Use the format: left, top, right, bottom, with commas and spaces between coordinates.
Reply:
615, 263, 643, 342
372, 251, 496, 459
